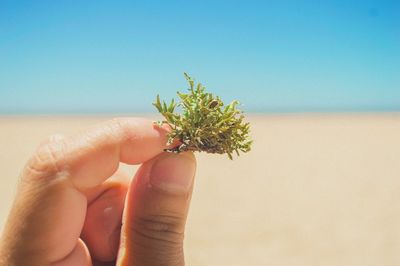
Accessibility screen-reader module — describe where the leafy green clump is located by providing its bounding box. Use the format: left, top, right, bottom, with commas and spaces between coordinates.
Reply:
153, 73, 252, 159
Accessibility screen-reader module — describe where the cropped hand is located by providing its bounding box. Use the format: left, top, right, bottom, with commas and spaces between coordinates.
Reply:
0, 118, 196, 266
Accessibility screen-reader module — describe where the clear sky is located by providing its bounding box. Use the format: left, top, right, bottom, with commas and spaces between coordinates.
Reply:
0, 0, 399, 114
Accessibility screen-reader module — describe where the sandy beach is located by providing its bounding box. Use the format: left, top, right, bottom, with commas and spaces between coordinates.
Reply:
1, 114, 399, 265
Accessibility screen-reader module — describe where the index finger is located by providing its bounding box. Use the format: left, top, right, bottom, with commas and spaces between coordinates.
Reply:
25, 117, 170, 190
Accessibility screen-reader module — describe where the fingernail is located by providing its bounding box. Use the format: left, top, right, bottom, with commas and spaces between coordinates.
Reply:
150, 152, 196, 194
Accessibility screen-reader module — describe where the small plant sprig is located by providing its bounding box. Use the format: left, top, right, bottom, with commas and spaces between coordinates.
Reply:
153, 73, 252, 159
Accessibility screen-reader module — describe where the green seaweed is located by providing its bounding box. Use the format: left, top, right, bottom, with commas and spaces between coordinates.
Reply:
153, 73, 252, 159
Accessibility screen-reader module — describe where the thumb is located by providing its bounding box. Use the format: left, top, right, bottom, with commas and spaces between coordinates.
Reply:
117, 152, 196, 266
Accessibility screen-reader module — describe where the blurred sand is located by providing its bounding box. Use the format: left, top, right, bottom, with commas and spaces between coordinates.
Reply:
1, 114, 400, 265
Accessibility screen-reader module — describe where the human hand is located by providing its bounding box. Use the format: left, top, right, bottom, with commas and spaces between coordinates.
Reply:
0, 118, 196, 266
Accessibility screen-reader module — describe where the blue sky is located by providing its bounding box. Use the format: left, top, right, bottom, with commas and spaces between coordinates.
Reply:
0, 0, 399, 114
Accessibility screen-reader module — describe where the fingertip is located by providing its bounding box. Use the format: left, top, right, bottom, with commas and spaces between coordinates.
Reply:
116, 118, 170, 164
149, 152, 196, 195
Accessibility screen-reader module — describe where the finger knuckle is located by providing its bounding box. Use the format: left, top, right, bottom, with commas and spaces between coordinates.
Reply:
25, 135, 67, 178
131, 214, 185, 247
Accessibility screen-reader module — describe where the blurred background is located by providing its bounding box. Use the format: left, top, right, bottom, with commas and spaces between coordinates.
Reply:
1, 1, 399, 265
0, 0, 399, 114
